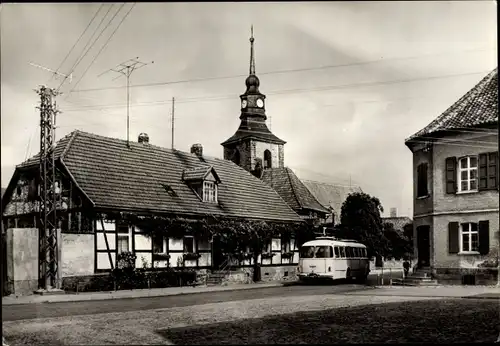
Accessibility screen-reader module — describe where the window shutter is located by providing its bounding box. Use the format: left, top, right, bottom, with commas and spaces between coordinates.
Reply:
445, 157, 457, 194
448, 222, 459, 254
478, 220, 490, 255
488, 152, 498, 190
422, 163, 428, 195
479, 153, 488, 190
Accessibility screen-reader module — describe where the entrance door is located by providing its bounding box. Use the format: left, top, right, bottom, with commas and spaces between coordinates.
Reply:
211, 236, 225, 270
416, 226, 430, 268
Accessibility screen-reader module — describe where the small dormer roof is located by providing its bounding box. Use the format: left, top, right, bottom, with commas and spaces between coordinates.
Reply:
182, 165, 221, 183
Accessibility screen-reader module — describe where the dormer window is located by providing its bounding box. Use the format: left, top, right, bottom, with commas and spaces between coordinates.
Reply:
182, 165, 221, 204
203, 181, 217, 203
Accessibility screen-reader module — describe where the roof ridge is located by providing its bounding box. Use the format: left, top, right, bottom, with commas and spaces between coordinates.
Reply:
301, 178, 361, 189
61, 130, 80, 160
284, 167, 304, 210
71, 129, 230, 162
406, 68, 498, 141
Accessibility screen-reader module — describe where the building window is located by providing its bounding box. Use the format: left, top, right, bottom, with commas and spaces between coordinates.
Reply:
117, 235, 129, 254
416, 163, 428, 197
203, 181, 217, 203
153, 235, 164, 253
183, 236, 195, 253
460, 223, 479, 253
264, 150, 272, 169
458, 156, 478, 192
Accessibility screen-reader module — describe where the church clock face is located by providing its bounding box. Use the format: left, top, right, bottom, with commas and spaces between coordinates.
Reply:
241, 100, 247, 108
256, 98, 264, 108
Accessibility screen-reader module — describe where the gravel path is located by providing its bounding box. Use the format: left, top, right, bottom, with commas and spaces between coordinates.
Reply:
3, 294, 441, 345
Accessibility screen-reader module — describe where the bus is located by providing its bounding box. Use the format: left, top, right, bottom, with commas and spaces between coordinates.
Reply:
297, 237, 370, 283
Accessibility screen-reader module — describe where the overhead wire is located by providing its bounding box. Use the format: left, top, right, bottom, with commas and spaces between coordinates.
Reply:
65, 3, 136, 97
56, 4, 117, 91
60, 69, 493, 112
48, 4, 104, 85
69, 46, 496, 94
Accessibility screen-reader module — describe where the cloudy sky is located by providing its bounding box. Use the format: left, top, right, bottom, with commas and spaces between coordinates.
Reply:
0, 2, 497, 217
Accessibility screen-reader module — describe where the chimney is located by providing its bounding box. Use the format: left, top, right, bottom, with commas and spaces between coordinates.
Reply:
191, 143, 203, 157
390, 207, 398, 217
138, 133, 149, 144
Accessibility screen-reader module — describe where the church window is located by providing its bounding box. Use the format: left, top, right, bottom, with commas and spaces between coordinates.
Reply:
264, 150, 272, 169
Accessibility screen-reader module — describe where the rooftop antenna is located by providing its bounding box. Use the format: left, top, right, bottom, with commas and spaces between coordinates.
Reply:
29, 62, 73, 85
171, 97, 175, 149
99, 57, 154, 147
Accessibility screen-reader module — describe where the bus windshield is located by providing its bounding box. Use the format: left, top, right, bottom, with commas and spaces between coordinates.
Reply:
300, 246, 316, 258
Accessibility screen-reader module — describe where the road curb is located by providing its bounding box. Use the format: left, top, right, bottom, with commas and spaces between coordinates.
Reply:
2, 283, 285, 306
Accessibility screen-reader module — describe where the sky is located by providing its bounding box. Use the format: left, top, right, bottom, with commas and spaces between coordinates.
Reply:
0, 1, 497, 217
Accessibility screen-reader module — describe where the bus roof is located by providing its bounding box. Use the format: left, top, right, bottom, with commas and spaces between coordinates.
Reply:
301, 238, 366, 247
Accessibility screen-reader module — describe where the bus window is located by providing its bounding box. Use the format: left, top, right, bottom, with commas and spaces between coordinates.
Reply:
354, 248, 359, 258
334, 246, 340, 258
300, 246, 315, 258
363, 248, 367, 257
315, 246, 333, 258
340, 247, 346, 258
346, 247, 351, 258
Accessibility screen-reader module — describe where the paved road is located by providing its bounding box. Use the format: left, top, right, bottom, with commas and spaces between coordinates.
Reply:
3, 283, 369, 322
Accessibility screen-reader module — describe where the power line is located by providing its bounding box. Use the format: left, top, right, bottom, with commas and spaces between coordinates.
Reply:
69, 47, 496, 94
66, 3, 135, 96
57, 4, 116, 91
61, 69, 492, 112
49, 4, 104, 85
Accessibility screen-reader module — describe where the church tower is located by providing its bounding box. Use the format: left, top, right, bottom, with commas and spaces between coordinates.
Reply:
221, 27, 286, 175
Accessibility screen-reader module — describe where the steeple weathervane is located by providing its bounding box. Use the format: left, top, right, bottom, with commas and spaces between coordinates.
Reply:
249, 25, 255, 75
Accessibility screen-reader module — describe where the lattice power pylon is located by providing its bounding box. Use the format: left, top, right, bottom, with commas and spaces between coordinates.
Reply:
36, 85, 61, 290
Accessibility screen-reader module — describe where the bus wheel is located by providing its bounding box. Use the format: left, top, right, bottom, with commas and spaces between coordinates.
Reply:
346, 268, 352, 282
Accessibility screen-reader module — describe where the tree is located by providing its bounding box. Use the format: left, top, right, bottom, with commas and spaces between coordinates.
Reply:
339, 192, 389, 259
383, 222, 413, 260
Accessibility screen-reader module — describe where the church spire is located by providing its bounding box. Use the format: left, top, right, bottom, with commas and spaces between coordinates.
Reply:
249, 25, 255, 75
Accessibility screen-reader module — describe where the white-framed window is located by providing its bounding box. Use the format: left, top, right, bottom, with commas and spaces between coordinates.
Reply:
458, 156, 478, 192
460, 223, 479, 253
117, 235, 129, 254
203, 181, 217, 203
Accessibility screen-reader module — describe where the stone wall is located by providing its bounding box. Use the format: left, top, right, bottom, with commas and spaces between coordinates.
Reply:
6, 228, 40, 295
260, 265, 298, 282
433, 211, 499, 269
432, 134, 499, 214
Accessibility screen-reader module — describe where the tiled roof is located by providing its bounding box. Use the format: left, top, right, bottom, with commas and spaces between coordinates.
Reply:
382, 216, 412, 231
16, 131, 302, 223
301, 180, 363, 224
221, 118, 286, 146
261, 168, 330, 215
406, 68, 498, 142
182, 166, 220, 182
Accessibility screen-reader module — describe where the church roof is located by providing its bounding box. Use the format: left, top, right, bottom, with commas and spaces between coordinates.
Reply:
6, 130, 302, 223
221, 120, 286, 146
406, 68, 498, 143
382, 216, 412, 231
261, 168, 330, 215
301, 180, 363, 224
